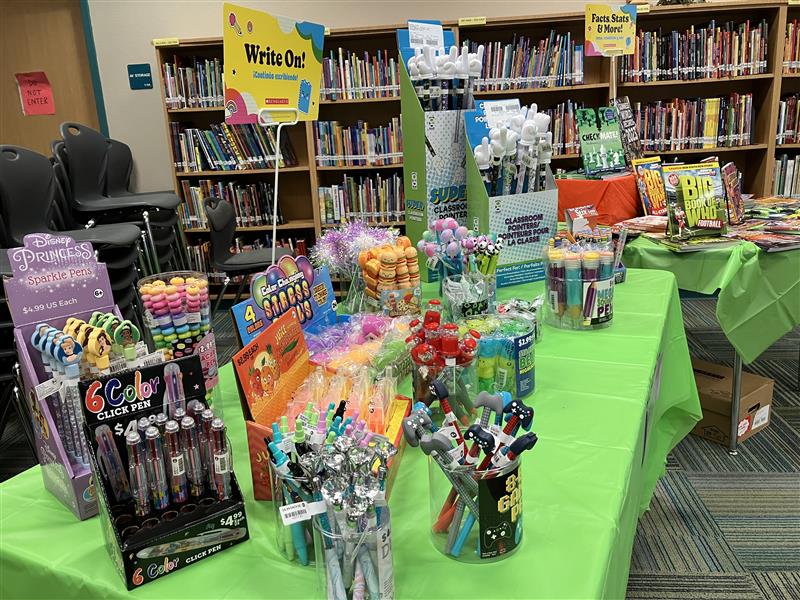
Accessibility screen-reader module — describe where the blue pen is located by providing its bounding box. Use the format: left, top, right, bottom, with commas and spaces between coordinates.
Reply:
268, 442, 309, 565
272, 423, 282, 443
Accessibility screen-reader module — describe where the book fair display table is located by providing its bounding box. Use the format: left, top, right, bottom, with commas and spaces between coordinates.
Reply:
624, 237, 800, 453
556, 174, 640, 225
0, 270, 701, 600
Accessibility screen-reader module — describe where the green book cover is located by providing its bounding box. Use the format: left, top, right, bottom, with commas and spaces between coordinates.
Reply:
577, 107, 626, 177
663, 162, 728, 241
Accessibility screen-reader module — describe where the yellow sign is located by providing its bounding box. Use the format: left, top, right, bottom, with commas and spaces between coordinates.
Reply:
151, 38, 179, 47
458, 16, 486, 27
585, 3, 637, 57
223, 3, 325, 123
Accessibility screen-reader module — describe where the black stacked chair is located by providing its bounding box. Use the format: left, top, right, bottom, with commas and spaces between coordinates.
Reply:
53, 123, 182, 275
106, 138, 189, 271
0, 145, 142, 319
204, 196, 291, 317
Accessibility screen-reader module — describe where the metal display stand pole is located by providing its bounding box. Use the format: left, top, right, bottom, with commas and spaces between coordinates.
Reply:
257, 107, 300, 265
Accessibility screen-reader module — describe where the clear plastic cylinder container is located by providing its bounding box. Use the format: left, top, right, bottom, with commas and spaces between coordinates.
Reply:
427, 455, 522, 563
269, 464, 315, 565
137, 271, 221, 410
313, 506, 394, 599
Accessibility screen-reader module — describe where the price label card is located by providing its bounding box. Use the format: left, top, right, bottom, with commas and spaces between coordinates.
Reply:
279, 500, 326, 525
483, 99, 522, 128
408, 21, 444, 49
35, 378, 61, 401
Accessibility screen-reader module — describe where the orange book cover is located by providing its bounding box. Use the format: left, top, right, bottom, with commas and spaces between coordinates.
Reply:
232, 310, 310, 427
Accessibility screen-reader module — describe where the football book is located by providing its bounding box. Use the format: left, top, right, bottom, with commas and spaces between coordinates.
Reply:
663, 162, 728, 241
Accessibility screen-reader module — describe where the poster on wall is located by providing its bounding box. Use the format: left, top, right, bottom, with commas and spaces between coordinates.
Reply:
14, 72, 55, 116
222, 3, 325, 123
584, 4, 637, 57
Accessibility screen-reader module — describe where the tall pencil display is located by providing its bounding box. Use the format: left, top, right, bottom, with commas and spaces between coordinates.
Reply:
399, 22, 472, 282
464, 101, 558, 287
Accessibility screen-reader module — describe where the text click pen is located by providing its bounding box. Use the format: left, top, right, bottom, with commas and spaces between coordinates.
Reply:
126, 431, 150, 517
95, 424, 131, 503
164, 419, 188, 504
211, 418, 231, 501
180, 416, 205, 497
145, 426, 170, 510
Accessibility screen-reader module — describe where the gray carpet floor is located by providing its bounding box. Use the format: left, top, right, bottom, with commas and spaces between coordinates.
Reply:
626, 298, 800, 600
1, 299, 797, 599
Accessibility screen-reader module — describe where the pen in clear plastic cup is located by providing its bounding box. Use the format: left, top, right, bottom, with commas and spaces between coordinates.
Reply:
180, 416, 205, 497
126, 431, 150, 517
164, 420, 188, 504
211, 418, 231, 501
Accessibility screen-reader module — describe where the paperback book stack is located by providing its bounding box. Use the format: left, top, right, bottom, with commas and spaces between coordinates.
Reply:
321, 48, 400, 101
162, 56, 224, 109
619, 18, 769, 83
776, 93, 800, 145
784, 20, 800, 74
632, 93, 753, 152
543, 100, 584, 157
169, 122, 298, 172
319, 173, 404, 224
313, 118, 403, 167
179, 180, 285, 229
465, 31, 584, 91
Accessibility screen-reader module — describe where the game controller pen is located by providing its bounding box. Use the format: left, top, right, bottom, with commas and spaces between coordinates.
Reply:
163, 419, 188, 504
180, 416, 205, 497
211, 418, 231, 501
145, 426, 170, 510
126, 431, 150, 517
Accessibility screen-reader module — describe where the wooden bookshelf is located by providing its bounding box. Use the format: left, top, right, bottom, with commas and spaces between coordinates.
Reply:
154, 28, 405, 299
153, 1, 798, 300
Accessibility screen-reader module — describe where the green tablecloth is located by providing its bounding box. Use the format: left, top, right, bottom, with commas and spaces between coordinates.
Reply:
0, 270, 701, 599
624, 237, 800, 364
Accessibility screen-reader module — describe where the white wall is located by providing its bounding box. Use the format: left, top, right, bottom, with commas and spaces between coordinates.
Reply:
88, 0, 597, 192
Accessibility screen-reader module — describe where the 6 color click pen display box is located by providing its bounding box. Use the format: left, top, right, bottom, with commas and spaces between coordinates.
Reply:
78, 355, 249, 590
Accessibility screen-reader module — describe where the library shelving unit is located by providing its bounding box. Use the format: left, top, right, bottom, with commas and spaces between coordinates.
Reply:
453, 11, 612, 167
154, 27, 407, 300
775, 2, 800, 194
614, 0, 786, 197
154, 2, 798, 301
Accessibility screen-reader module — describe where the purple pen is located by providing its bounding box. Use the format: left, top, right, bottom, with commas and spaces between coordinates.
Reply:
180, 416, 205, 497
359, 432, 374, 447
126, 431, 150, 517
145, 426, 169, 510
163, 420, 188, 504
210, 418, 231, 501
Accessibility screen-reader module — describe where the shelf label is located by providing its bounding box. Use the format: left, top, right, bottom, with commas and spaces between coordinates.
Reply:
459, 16, 486, 26
152, 37, 179, 47
324, 27, 330, 35
636, 3, 650, 13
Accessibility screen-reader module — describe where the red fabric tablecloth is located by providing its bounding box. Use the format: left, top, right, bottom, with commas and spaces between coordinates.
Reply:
556, 174, 642, 224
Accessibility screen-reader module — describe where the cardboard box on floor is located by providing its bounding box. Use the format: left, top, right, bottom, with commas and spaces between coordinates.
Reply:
691, 358, 774, 447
